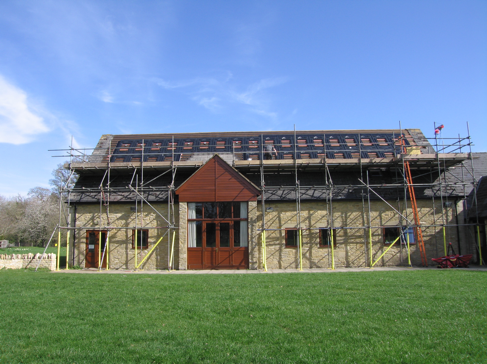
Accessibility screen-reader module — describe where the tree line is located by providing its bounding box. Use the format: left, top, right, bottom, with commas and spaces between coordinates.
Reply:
0, 163, 76, 247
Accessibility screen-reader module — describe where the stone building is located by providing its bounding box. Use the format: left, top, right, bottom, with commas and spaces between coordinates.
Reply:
65, 128, 482, 270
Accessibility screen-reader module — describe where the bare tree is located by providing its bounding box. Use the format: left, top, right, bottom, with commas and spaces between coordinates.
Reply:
16, 188, 58, 246
49, 162, 78, 198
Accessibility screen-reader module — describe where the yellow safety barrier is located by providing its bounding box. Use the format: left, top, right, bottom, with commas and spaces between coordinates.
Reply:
331, 229, 335, 270
137, 235, 165, 269
261, 231, 267, 271
134, 230, 138, 270
443, 226, 447, 256
98, 232, 102, 269
371, 236, 400, 267
478, 226, 483, 266
169, 231, 176, 270
299, 229, 303, 271
57, 229, 61, 271
369, 228, 373, 267
106, 232, 110, 270
66, 230, 70, 270
406, 230, 411, 266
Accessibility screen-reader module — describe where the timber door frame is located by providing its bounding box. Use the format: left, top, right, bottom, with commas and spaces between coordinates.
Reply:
85, 230, 108, 268
202, 221, 236, 269
187, 202, 249, 269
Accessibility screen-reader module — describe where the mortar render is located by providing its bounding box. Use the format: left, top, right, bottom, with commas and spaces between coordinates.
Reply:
74, 203, 178, 270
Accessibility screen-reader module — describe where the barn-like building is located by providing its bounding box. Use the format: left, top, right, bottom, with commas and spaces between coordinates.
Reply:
64, 128, 484, 270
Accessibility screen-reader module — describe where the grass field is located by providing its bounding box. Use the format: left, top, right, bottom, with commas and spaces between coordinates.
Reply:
0, 269, 486, 363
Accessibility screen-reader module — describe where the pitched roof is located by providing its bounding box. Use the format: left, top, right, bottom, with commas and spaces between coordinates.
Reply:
95, 129, 424, 164
176, 155, 260, 202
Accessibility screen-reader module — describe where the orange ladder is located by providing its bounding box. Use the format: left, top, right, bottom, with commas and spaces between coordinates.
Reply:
404, 161, 428, 266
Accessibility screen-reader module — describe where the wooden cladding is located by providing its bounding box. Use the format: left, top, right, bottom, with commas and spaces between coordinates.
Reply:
176, 155, 260, 202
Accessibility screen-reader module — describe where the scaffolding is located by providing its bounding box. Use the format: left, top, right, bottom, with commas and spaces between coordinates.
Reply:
48, 123, 483, 271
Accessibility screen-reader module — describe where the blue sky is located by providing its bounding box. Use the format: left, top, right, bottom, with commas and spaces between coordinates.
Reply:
0, 0, 485, 197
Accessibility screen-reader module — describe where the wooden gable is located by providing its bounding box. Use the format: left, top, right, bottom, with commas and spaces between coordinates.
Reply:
176, 155, 260, 202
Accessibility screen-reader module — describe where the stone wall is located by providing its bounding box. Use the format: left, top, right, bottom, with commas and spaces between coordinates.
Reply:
74, 197, 465, 270
248, 201, 259, 269
256, 199, 460, 269
0, 253, 56, 270
74, 203, 178, 270
178, 202, 187, 270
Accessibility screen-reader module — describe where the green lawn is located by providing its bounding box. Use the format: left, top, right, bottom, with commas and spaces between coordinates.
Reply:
0, 270, 486, 363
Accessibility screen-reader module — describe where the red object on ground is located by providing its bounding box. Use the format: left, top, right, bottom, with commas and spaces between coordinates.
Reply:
431, 254, 473, 268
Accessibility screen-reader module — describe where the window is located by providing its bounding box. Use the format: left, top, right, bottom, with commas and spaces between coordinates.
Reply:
319, 228, 337, 247
285, 228, 300, 248
187, 202, 248, 248
132, 229, 149, 249
383, 227, 400, 245
188, 202, 246, 220
401, 227, 416, 245
188, 221, 202, 247
383, 227, 416, 245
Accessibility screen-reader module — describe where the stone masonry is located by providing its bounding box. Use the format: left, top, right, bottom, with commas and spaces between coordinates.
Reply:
0, 253, 56, 271
74, 203, 178, 270
74, 198, 463, 270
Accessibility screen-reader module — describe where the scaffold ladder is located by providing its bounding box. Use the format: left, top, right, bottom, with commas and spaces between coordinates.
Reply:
404, 161, 428, 266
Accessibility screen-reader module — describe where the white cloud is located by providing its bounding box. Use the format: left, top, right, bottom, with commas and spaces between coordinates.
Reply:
155, 74, 287, 119
233, 77, 288, 106
98, 90, 114, 103
194, 96, 221, 112
0, 75, 50, 144
251, 108, 278, 119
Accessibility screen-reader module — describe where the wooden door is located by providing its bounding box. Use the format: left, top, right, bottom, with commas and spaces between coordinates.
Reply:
197, 222, 247, 269
85, 231, 107, 268
187, 217, 249, 270
203, 222, 217, 268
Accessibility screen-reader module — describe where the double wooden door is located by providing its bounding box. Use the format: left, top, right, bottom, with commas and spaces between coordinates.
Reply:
188, 221, 248, 269
85, 231, 107, 268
